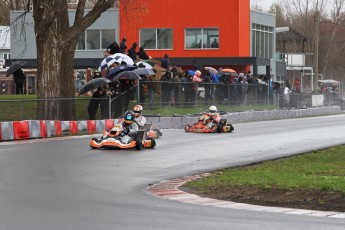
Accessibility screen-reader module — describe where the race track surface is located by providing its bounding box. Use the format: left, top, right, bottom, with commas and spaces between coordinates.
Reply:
1, 114, 345, 230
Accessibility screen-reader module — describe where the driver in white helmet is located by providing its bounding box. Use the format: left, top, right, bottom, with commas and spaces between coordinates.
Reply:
133, 104, 147, 127
199, 105, 221, 129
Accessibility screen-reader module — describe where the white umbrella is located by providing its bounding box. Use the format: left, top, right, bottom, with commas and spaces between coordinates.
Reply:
99, 53, 134, 71
100, 56, 123, 71
109, 53, 134, 66
204, 66, 218, 75
135, 60, 153, 69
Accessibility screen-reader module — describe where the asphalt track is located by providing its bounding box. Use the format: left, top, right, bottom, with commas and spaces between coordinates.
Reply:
1, 114, 345, 230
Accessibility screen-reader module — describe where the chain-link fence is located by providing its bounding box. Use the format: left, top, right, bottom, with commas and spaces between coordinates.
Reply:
0, 81, 343, 121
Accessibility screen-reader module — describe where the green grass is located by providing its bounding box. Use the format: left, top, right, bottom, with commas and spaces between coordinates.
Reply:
185, 146, 345, 194
0, 94, 274, 121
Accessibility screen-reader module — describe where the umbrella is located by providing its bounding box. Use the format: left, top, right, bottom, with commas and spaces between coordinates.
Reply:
100, 56, 123, 71
135, 60, 153, 69
185, 70, 195, 76
113, 71, 142, 81
219, 68, 239, 77
143, 60, 155, 67
108, 53, 134, 66
78, 77, 112, 95
106, 65, 138, 81
204, 66, 218, 74
6, 61, 29, 76
133, 68, 155, 76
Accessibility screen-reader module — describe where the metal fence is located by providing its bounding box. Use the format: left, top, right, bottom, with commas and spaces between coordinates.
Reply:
0, 81, 342, 121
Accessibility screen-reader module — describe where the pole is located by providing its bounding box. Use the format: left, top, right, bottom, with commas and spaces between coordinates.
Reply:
313, 10, 320, 93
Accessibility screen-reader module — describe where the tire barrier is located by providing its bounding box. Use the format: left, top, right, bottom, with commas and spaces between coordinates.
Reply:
0, 106, 342, 142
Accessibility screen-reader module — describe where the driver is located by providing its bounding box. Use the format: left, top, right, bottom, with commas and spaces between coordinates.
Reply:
133, 104, 147, 127
119, 110, 139, 144
199, 105, 220, 129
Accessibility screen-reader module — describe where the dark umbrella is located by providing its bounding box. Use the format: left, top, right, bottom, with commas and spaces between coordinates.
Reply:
133, 68, 155, 76
6, 61, 29, 76
78, 78, 112, 95
113, 71, 142, 81
105, 65, 138, 81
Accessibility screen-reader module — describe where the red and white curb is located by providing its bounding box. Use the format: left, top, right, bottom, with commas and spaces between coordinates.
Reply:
145, 174, 345, 218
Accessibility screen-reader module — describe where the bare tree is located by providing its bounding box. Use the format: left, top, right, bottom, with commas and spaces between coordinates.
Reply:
320, 0, 345, 77
31, 0, 120, 120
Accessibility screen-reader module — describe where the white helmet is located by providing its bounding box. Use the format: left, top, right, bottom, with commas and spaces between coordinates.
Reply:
209, 105, 217, 115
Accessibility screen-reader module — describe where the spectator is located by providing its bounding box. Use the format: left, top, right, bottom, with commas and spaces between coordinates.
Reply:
87, 87, 102, 120
173, 71, 182, 107
13, 68, 26, 94
285, 79, 291, 90
146, 70, 158, 109
119, 37, 127, 54
204, 71, 212, 105
99, 86, 113, 119
127, 42, 138, 62
211, 38, 219, 48
293, 78, 301, 93
184, 73, 194, 107
160, 70, 173, 105
161, 54, 170, 70
106, 40, 120, 54
137, 47, 150, 60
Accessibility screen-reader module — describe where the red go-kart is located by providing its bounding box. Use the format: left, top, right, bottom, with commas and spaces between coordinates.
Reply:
184, 118, 234, 133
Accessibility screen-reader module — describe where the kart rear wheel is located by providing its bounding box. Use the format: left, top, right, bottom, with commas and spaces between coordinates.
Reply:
147, 138, 156, 148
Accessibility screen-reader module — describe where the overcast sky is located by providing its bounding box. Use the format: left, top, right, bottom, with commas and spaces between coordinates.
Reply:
252, 0, 278, 11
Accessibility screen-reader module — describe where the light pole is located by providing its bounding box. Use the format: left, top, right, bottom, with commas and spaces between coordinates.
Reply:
313, 10, 320, 93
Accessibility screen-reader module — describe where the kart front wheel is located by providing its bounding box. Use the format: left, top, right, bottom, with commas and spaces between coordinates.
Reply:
135, 139, 143, 150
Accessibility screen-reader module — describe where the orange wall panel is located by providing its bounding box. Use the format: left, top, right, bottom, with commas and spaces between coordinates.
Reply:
120, 0, 250, 58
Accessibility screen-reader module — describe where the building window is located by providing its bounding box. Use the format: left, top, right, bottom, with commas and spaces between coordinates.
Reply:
139, 28, 173, 50
185, 28, 219, 49
3, 53, 10, 60
252, 24, 273, 59
76, 29, 115, 51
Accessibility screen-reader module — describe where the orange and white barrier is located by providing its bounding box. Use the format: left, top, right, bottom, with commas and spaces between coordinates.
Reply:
0, 119, 119, 142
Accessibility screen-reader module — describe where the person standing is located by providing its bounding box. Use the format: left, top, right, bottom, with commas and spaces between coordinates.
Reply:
87, 87, 102, 120
13, 68, 26, 94
211, 38, 219, 48
119, 37, 127, 54
106, 40, 120, 54
161, 54, 170, 70
203, 71, 212, 105
146, 70, 158, 109
160, 70, 173, 105
127, 42, 138, 62
137, 47, 150, 60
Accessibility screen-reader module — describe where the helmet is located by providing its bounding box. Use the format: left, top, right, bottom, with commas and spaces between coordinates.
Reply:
133, 105, 143, 117
123, 110, 134, 125
209, 105, 217, 115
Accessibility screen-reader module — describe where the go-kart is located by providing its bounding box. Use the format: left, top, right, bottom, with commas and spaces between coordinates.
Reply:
184, 118, 234, 133
90, 124, 156, 150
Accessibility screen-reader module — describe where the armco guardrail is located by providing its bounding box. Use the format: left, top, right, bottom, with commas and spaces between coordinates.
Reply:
0, 106, 341, 142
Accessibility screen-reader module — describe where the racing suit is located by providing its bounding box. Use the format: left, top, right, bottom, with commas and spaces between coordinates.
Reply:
199, 112, 220, 130
134, 115, 147, 128
120, 121, 139, 144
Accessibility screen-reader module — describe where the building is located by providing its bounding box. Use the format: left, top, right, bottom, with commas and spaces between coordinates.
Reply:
120, 0, 280, 78
5, 0, 285, 94
0, 26, 12, 94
